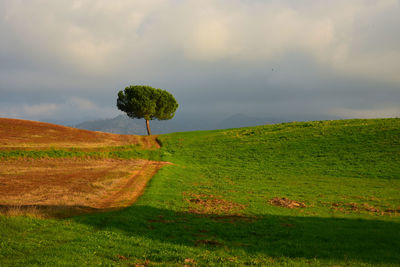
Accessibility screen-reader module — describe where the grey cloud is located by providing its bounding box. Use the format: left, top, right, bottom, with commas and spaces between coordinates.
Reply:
0, 0, 399, 125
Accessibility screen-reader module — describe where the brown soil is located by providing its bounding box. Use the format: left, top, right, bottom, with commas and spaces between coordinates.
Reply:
384, 208, 400, 213
184, 258, 196, 267
0, 158, 167, 217
0, 118, 157, 149
96, 160, 166, 209
331, 202, 399, 215
140, 135, 160, 149
0, 118, 165, 218
269, 197, 306, 208
184, 193, 246, 215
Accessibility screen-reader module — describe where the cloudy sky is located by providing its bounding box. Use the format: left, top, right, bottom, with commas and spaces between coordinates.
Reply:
0, 0, 399, 125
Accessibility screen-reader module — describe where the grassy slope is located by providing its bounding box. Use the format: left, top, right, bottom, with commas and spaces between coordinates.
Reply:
1, 118, 399, 266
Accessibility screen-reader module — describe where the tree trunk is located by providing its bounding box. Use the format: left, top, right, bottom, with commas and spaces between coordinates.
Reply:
146, 119, 151, 136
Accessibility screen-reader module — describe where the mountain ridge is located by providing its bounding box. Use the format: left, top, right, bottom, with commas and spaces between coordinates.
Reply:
73, 113, 284, 135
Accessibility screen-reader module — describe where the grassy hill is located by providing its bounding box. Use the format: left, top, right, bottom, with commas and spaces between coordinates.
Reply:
0, 118, 399, 266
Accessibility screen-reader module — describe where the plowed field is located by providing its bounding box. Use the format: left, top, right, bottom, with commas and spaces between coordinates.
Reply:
0, 118, 159, 149
0, 158, 166, 217
0, 118, 165, 217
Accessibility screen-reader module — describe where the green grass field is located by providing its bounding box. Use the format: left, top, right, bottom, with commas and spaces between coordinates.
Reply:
1, 118, 399, 266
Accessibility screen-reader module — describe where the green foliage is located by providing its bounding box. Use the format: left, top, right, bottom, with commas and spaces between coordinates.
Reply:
1, 119, 400, 266
117, 85, 178, 121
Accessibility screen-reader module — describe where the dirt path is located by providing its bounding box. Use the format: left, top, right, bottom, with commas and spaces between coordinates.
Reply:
95, 160, 167, 209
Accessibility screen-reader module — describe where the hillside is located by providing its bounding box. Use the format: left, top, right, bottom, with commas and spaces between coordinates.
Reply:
1, 118, 399, 266
0, 118, 164, 217
216, 113, 282, 129
0, 117, 151, 148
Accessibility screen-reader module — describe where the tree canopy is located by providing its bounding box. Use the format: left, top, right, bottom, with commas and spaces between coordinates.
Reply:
117, 85, 178, 135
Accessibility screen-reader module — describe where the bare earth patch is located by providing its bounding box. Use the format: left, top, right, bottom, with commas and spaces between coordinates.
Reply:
331, 202, 400, 215
269, 197, 306, 209
0, 158, 167, 217
0, 118, 158, 149
183, 192, 246, 215
0, 117, 166, 217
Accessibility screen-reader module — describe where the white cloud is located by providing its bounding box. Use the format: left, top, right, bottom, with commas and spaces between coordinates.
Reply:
1, 0, 166, 74
177, 0, 400, 84
1, 0, 400, 83
184, 18, 235, 61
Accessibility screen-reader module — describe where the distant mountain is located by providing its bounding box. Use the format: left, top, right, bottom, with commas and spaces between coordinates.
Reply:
74, 115, 177, 135
73, 113, 284, 135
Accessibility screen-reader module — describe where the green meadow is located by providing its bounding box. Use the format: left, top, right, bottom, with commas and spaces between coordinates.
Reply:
1, 118, 400, 266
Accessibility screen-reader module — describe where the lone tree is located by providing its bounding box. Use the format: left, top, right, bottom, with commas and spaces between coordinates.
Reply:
117, 85, 178, 135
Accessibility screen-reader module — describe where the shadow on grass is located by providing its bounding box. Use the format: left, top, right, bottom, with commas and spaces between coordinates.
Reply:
70, 204, 400, 265
0, 204, 103, 218
2, 203, 399, 263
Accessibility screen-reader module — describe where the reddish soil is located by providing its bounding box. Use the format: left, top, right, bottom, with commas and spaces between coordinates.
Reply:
269, 197, 306, 208
0, 118, 158, 149
0, 158, 167, 217
331, 202, 399, 215
184, 192, 246, 215
96, 160, 166, 209
0, 118, 166, 217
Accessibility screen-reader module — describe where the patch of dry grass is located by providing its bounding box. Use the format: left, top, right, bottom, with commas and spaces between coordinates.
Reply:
0, 158, 164, 217
0, 118, 158, 149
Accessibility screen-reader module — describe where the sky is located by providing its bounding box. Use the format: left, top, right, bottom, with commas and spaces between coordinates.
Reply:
0, 0, 399, 125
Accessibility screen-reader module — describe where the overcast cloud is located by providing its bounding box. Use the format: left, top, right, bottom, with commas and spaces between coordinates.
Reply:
0, 0, 399, 125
